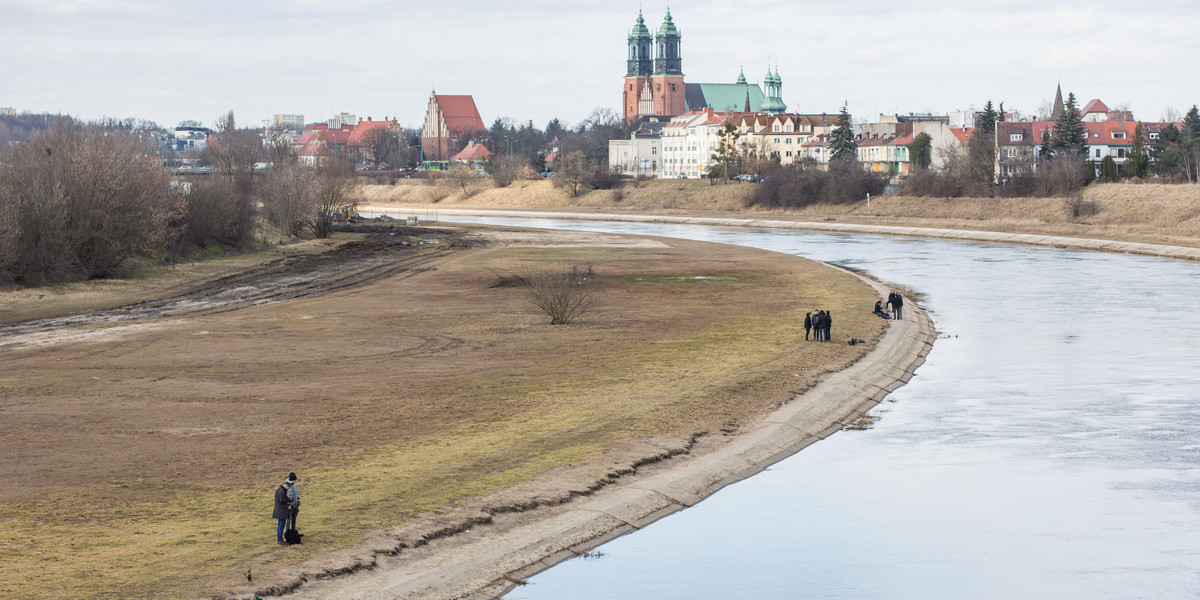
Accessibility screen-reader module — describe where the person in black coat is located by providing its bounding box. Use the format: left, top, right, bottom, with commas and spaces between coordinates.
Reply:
824, 310, 833, 341
804, 312, 813, 341
273, 481, 292, 545
888, 291, 904, 320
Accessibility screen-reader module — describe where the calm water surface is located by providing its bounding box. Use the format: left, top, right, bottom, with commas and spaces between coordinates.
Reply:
445, 217, 1200, 599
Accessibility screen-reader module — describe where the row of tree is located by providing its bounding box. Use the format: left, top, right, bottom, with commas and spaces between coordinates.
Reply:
0, 112, 355, 285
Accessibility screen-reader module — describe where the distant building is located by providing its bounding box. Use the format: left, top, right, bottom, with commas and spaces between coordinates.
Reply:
170, 126, 211, 151
0, 107, 15, 116
272, 113, 305, 132
420, 91, 486, 162
620, 9, 783, 122
327, 112, 357, 129
608, 117, 667, 177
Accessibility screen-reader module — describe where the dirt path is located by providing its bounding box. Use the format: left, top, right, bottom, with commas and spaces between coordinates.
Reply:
0, 226, 466, 349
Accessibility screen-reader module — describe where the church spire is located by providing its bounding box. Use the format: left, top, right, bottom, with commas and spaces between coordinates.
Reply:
736, 66, 746, 85
1051, 82, 1065, 121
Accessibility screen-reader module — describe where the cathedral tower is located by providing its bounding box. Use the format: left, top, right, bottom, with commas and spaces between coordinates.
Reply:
648, 9, 686, 118
622, 9, 686, 121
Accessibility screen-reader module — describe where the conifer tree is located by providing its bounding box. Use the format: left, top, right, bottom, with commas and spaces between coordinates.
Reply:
1051, 92, 1087, 159
1125, 123, 1150, 178
975, 100, 998, 133
1039, 129, 1054, 162
1184, 105, 1200, 140
829, 103, 857, 163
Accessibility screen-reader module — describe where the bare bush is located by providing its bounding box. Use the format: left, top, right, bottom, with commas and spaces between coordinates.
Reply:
0, 119, 178, 284
183, 179, 256, 248
552, 151, 589, 198
1062, 192, 1098, 219
259, 165, 315, 238
308, 161, 355, 238
491, 155, 530, 187
446, 163, 482, 198
747, 160, 886, 208
521, 264, 602, 325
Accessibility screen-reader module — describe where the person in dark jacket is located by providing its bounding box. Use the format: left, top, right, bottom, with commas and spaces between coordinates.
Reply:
286, 472, 301, 529
273, 481, 292, 545
804, 312, 813, 341
824, 311, 833, 341
873, 300, 890, 319
888, 291, 904, 320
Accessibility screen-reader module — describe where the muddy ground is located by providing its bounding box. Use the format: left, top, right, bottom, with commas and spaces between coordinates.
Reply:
0, 221, 884, 599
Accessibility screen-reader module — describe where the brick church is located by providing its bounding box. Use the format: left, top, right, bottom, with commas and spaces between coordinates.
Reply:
621, 9, 784, 123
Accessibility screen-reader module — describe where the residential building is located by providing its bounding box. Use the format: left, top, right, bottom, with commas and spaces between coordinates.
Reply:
272, 113, 305, 132
660, 108, 726, 179
0, 107, 15, 116
608, 118, 666, 177
346, 116, 400, 166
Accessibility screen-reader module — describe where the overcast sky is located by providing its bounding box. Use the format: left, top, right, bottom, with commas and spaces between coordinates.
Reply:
3, 0, 1198, 130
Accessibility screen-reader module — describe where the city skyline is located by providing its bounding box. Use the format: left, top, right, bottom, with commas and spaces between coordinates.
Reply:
3, 0, 1199, 129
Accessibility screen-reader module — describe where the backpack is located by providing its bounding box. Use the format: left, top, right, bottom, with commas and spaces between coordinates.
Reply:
284, 519, 302, 545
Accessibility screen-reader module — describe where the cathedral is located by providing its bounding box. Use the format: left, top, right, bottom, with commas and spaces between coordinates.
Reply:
621, 9, 786, 122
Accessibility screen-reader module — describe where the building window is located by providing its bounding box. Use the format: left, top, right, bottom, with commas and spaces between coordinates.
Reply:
786, 151, 793, 157
1150, 132, 1160, 140
1010, 134, 1023, 142
1113, 131, 1126, 139
1093, 133, 1100, 138
1095, 149, 1101, 157
1118, 149, 1126, 158
651, 147, 657, 154
773, 124, 781, 132
774, 138, 780, 144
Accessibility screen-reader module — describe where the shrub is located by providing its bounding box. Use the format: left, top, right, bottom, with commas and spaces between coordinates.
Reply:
0, 120, 179, 283
521, 264, 603, 325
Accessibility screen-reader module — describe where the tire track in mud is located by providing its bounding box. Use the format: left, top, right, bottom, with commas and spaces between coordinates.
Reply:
0, 226, 478, 348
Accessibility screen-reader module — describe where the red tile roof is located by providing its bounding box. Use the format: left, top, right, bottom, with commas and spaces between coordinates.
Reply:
347, 119, 396, 146
950, 127, 974, 145
451, 140, 492, 161
1082, 99, 1109, 114
435, 95, 485, 135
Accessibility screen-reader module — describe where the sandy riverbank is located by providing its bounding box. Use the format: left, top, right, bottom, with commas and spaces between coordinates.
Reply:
356, 179, 1200, 250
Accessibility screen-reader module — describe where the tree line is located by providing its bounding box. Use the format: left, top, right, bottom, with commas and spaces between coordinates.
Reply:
0, 112, 353, 286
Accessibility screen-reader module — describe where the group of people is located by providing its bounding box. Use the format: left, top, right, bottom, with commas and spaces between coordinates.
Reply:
804, 310, 833, 342
272, 472, 301, 545
873, 291, 905, 320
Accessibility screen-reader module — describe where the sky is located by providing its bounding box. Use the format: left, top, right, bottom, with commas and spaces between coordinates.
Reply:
3, 0, 1199, 130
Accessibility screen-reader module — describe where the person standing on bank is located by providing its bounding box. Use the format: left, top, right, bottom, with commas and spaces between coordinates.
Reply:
286, 472, 301, 529
824, 310, 833, 342
273, 480, 292, 545
888, 291, 904, 320
804, 312, 813, 341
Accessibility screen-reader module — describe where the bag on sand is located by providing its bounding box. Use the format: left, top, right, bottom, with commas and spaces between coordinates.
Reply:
284, 518, 302, 545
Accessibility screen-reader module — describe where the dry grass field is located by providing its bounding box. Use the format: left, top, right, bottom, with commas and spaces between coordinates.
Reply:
360, 179, 1200, 248
0, 223, 884, 599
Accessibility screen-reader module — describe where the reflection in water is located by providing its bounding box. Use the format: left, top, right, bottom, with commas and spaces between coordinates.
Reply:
445, 217, 1200, 599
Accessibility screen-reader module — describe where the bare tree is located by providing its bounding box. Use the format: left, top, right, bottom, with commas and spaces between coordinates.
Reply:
263, 125, 297, 168
308, 161, 355, 238
205, 110, 264, 191
362, 127, 399, 169
553, 150, 589, 197
521, 264, 603, 325
491, 155, 531, 187
0, 119, 178, 283
258, 165, 315, 239
445, 163, 480, 197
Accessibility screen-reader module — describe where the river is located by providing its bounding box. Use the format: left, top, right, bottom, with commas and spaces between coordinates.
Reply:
424, 216, 1200, 600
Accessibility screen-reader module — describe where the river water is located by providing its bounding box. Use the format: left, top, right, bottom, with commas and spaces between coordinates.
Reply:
442, 216, 1200, 599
